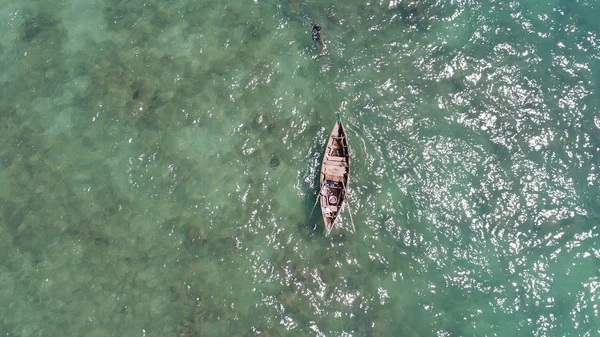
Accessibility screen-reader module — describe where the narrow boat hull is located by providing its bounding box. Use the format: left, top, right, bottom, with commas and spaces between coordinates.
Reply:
319, 120, 350, 235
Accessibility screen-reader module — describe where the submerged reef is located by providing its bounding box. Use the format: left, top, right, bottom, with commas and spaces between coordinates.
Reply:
269, 155, 280, 169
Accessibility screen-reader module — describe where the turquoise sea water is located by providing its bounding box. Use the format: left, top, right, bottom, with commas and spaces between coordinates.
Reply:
1, 0, 600, 336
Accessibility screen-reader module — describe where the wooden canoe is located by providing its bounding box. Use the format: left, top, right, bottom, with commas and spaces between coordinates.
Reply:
319, 119, 350, 235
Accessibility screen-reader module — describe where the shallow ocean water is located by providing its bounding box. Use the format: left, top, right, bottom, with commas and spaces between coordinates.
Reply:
1, 0, 599, 336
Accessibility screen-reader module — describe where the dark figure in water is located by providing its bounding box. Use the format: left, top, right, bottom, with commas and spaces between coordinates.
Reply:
312, 23, 325, 53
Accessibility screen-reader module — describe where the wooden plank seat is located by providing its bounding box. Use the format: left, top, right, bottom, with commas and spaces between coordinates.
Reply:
325, 168, 347, 176
326, 161, 347, 168
325, 163, 346, 171
325, 174, 345, 182
326, 162, 345, 169
326, 158, 347, 167
325, 172, 346, 179
328, 156, 346, 162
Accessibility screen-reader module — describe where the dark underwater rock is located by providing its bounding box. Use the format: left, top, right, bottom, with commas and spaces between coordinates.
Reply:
23, 20, 43, 42
23, 14, 60, 42
269, 156, 280, 168
132, 87, 140, 100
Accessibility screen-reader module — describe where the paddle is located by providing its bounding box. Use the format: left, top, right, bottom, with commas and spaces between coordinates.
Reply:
341, 180, 356, 234
307, 187, 324, 230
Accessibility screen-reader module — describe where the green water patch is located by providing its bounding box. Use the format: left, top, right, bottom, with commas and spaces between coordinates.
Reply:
1, 0, 599, 336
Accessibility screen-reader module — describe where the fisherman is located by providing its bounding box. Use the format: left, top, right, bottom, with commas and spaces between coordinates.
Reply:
320, 186, 328, 197
312, 23, 325, 52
